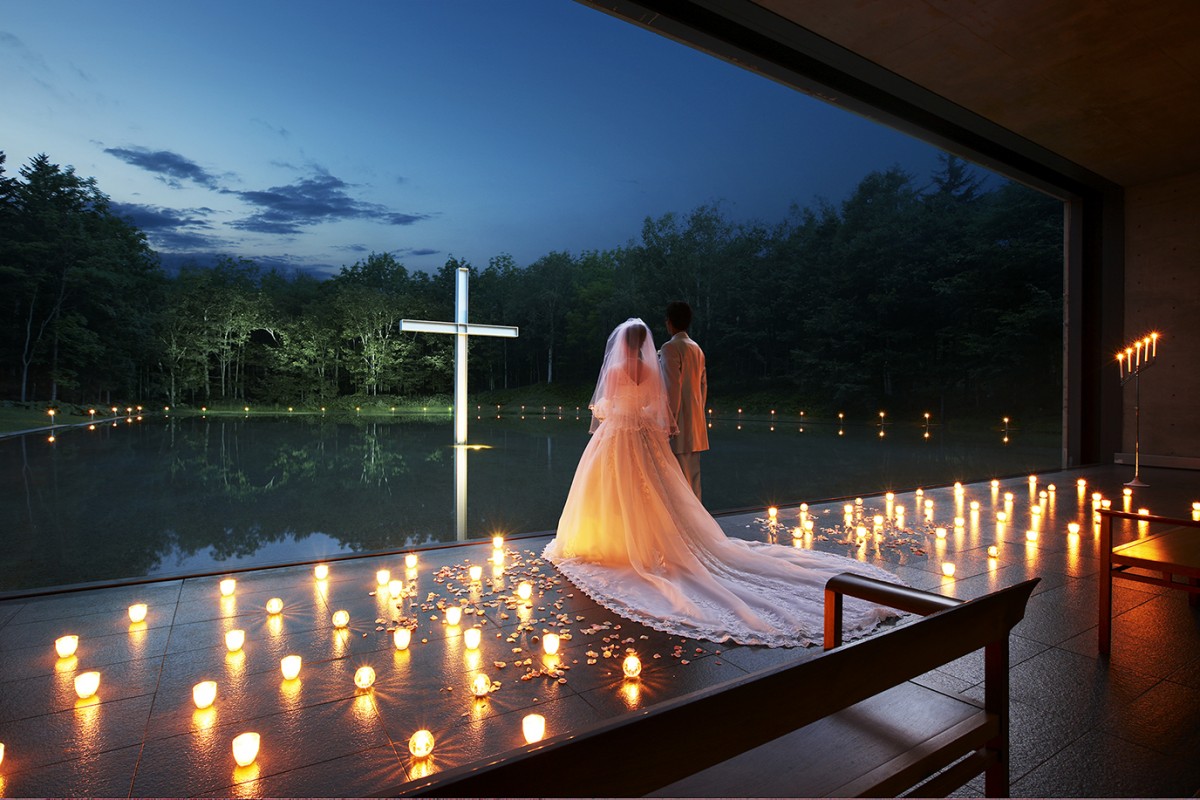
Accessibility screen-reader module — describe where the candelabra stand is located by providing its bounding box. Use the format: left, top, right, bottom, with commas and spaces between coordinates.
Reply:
1117, 333, 1160, 487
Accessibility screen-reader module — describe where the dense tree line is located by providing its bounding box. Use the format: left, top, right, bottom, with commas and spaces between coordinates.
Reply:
1, 151, 1062, 419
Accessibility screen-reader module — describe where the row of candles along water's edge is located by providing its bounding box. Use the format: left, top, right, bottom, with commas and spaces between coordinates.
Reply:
4, 537, 640, 775
39, 409, 1018, 445
42, 405, 1021, 427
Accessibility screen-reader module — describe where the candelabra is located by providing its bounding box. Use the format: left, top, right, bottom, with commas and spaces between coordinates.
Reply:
1116, 332, 1160, 487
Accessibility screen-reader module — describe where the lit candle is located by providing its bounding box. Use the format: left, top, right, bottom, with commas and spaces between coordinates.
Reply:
281, 655, 302, 681
405, 554, 418, 569
314, 564, 329, 580
1026, 530, 1038, 542
225, 630, 245, 652
55, 635, 79, 658
492, 535, 504, 549
941, 562, 956, 577
1151, 332, 1158, 358
1117, 351, 1124, 379
193, 680, 217, 709
471, 673, 491, 698
1067, 522, 1081, 535
516, 582, 533, 601
522, 713, 546, 744
128, 603, 148, 623
464, 627, 482, 650
353, 666, 376, 689
394, 628, 412, 650
74, 671, 101, 699
935, 527, 947, 539
388, 579, 403, 596
987, 545, 999, 558
219, 579, 236, 597
409, 730, 435, 758
232, 732, 260, 767
332, 610, 350, 628
996, 511, 1007, 522
623, 654, 642, 679
444, 606, 463, 626
468, 565, 483, 582
767, 506, 778, 520
1135, 340, 1142, 367
376, 569, 391, 586
265, 597, 283, 615
542, 633, 560, 655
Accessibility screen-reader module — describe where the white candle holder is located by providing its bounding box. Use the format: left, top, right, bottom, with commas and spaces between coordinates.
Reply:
1117, 331, 1160, 487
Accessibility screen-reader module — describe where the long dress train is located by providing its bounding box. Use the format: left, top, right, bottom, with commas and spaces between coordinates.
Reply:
543, 334, 901, 648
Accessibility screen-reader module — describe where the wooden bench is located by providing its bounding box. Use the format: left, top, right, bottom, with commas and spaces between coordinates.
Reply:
400, 574, 1038, 798
1099, 508, 1200, 654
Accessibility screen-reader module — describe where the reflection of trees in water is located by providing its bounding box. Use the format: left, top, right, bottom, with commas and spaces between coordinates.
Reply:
164, 418, 416, 497
1, 416, 1060, 591
0, 417, 454, 590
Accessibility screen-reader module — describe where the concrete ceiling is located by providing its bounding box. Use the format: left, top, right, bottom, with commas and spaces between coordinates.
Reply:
751, 0, 1200, 189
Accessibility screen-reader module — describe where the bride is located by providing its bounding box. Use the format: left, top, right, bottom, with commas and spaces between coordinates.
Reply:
543, 318, 902, 647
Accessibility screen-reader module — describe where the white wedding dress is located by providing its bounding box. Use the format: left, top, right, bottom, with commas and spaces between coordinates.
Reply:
543, 319, 902, 648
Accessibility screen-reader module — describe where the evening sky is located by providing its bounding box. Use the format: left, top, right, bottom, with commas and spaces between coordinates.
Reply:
3, 1, 956, 276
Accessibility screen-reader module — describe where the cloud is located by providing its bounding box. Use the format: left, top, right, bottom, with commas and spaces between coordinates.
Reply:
252, 118, 291, 139
0, 31, 48, 71
103, 145, 436, 246
110, 201, 224, 251
230, 171, 436, 233
105, 146, 221, 189
407, 248, 440, 256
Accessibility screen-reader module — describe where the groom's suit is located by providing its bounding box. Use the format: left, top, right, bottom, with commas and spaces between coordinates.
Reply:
659, 331, 709, 500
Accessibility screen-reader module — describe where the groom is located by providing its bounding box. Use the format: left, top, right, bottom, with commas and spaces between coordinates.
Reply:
659, 301, 709, 500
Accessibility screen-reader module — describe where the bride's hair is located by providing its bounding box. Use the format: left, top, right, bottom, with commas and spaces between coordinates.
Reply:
587, 318, 673, 434
624, 323, 647, 353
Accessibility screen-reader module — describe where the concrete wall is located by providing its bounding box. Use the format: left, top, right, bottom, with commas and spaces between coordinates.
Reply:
1123, 171, 1200, 463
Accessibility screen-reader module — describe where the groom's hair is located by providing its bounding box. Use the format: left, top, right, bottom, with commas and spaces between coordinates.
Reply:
666, 301, 692, 332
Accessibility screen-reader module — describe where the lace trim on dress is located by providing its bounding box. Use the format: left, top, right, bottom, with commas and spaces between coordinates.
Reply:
546, 545, 905, 649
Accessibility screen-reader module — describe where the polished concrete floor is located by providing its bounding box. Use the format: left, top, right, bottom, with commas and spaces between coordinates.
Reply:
0, 464, 1197, 797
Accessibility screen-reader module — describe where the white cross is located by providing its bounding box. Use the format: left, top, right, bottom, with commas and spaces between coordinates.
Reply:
401, 267, 518, 541
400, 267, 519, 445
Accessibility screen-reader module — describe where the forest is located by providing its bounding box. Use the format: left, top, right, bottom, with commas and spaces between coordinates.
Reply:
1, 150, 1063, 420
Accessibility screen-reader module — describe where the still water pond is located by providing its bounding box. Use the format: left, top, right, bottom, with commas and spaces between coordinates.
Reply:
2, 413, 1059, 590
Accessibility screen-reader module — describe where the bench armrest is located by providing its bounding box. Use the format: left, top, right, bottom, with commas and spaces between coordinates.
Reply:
824, 573, 963, 650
